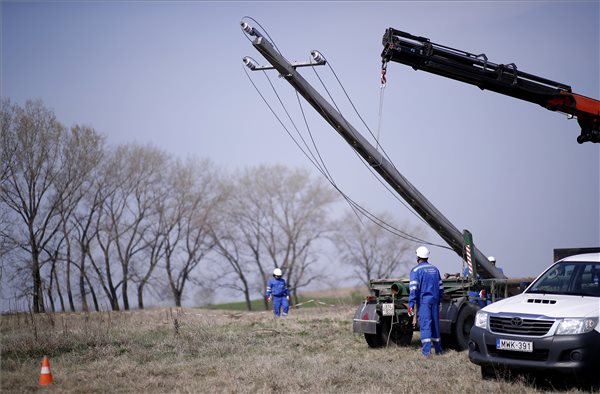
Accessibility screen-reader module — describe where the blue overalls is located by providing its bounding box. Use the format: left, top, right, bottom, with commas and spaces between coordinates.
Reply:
409, 261, 444, 356
266, 277, 289, 317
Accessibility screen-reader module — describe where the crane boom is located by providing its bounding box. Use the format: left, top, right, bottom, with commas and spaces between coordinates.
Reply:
242, 23, 505, 280
381, 28, 600, 144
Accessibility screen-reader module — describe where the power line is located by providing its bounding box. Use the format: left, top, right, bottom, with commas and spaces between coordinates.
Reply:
243, 53, 451, 250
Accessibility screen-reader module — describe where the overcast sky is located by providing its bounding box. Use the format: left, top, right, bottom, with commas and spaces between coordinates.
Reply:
3, 1, 599, 280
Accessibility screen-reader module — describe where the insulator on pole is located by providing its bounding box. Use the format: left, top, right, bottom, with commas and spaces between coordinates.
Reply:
243, 57, 259, 70
240, 22, 253, 35
240, 21, 262, 38
311, 50, 326, 65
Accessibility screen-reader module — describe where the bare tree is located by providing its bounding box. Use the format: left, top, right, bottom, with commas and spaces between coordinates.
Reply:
89, 146, 133, 311
261, 165, 338, 303
219, 165, 339, 306
57, 126, 106, 311
94, 144, 167, 310
130, 154, 171, 310
162, 158, 224, 307
50, 125, 105, 311
0, 99, 17, 289
243, 166, 338, 302
71, 176, 107, 312
211, 186, 256, 310
0, 100, 66, 312
333, 210, 425, 288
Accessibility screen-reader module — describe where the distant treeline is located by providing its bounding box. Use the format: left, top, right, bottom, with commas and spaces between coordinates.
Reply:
0, 99, 420, 313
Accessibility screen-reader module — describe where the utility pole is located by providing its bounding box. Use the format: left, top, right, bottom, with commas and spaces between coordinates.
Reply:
242, 22, 505, 279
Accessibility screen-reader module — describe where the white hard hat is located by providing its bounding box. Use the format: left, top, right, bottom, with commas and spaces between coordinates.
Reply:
416, 246, 430, 259
488, 256, 496, 263
273, 268, 282, 277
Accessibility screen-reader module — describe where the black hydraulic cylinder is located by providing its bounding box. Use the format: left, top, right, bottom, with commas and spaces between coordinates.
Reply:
381, 28, 573, 99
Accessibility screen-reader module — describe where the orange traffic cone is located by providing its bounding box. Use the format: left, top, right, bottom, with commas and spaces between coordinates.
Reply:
39, 356, 53, 385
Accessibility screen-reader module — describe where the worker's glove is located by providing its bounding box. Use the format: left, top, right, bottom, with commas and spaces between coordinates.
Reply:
286, 296, 289, 301
265, 296, 271, 303
407, 305, 414, 316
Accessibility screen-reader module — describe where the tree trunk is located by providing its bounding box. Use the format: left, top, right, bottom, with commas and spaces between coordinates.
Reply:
79, 257, 89, 312
90, 286, 100, 312
66, 257, 75, 311
84, 271, 100, 312
244, 289, 252, 311
122, 276, 129, 310
32, 252, 45, 313
166, 254, 182, 307
47, 264, 56, 313
63, 221, 75, 312
137, 285, 144, 309
103, 251, 120, 311
174, 290, 182, 308
53, 263, 66, 312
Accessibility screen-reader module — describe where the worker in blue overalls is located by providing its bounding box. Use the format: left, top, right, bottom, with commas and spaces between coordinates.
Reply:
408, 246, 444, 357
266, 268, 289, 317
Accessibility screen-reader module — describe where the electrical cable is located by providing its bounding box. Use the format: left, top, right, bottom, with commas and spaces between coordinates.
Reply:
296, 68, 446, 246
243, 54, 451, 250
294, 91, 365, 223
319, 59, 464, 247
310, 63, 436, 230
242, 67, 326, 174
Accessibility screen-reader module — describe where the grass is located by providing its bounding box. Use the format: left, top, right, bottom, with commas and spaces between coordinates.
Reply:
0, 306, 595, 393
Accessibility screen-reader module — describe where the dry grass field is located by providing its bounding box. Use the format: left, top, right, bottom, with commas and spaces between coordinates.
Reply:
0, 305, 595, 393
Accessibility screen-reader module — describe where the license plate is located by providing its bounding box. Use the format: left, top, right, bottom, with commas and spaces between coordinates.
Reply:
496, 338, 533, 352
382, 303, 394, 316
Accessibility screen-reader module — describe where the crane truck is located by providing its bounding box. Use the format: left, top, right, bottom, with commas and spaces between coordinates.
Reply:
241, 22, 594, 351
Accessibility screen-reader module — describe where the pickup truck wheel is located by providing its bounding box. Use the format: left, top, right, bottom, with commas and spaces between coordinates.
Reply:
481, 366, 496, 380
454, 304, 477, 351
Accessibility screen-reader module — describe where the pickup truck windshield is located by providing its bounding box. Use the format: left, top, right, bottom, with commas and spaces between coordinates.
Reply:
527, 262, 600, 297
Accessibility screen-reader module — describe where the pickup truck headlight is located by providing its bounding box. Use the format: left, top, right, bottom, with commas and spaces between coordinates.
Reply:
556, 318, 598, 335
475, 311, 488, 329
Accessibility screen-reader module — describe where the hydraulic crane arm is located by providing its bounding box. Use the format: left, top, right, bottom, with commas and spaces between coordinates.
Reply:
381, 28, 600, 144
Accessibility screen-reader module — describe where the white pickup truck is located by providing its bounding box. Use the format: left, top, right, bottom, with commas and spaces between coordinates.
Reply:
468, 251, 600, 386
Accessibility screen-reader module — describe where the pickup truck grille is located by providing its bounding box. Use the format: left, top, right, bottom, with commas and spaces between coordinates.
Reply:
489, 316, 554, 336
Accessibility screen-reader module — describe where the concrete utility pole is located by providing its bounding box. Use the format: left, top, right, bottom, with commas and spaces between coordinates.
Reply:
242, 22, 505, 280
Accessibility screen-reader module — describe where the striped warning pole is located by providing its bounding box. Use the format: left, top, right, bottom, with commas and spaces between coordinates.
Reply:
463, 230, 476, 277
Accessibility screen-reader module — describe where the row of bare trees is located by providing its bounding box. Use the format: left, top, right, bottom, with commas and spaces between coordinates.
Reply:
1, 99, 422, 313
